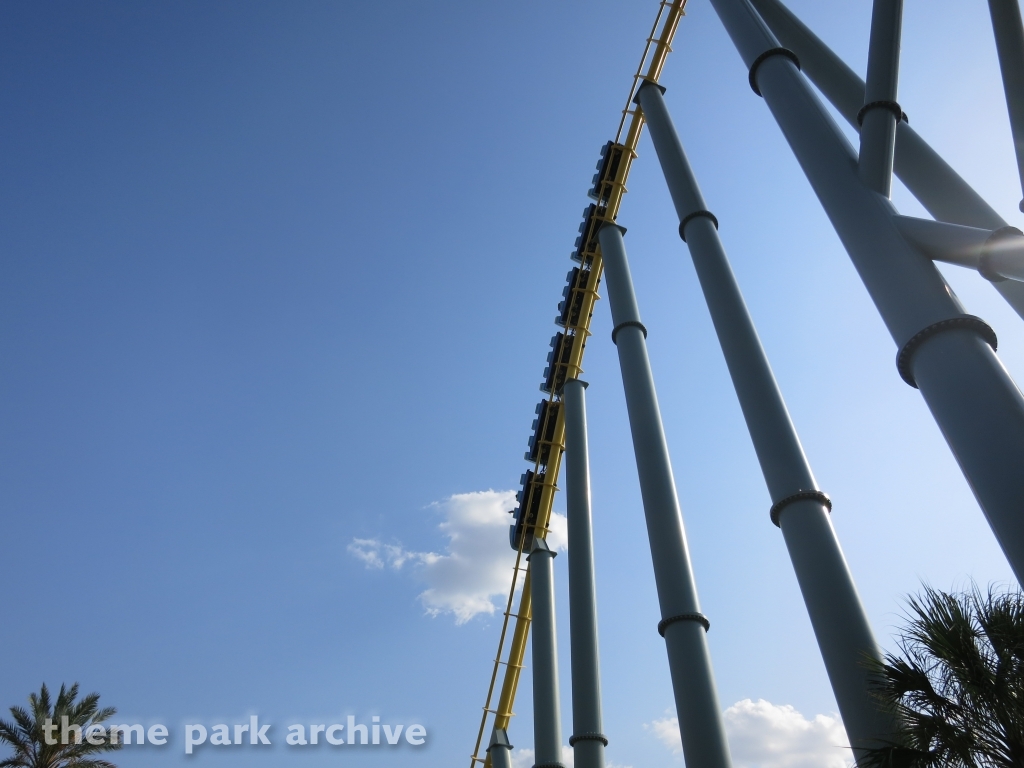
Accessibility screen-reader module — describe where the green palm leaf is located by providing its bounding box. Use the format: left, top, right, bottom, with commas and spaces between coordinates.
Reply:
864, 584, 1024, 768
0, 684, 120, 768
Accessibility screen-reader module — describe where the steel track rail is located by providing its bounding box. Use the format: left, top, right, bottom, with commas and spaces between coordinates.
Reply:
468, 3, 687, 764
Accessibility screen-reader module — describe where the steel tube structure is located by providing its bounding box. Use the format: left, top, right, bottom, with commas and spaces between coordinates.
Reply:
894, 216, 1024, 281
988, 0, 1024, 210
529, 537, 565, 768
746, 0, 999, 226
859, 0, 903, 195
747, 0, 1024, 320
635, 79, 894, 755
597, 222, 733, 768
487, 728, 513, 768
562, 378, 606, 768
709, 0, 1024, 586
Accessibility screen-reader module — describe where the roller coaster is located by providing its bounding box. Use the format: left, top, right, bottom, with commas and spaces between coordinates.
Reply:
468, 1, 1024, 767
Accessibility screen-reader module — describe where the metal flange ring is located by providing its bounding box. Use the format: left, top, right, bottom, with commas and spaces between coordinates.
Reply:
896, 316, 997, 387
658, 612, 710, 636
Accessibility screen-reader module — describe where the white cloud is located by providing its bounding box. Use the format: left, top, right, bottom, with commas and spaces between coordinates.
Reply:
349, 490, 567, 624
509, 745, 632, 768
725, 699, 852, 768
544, 508, 568, 552
511, 745, 573, 768
647, 711, 684, 754
647, 700, 853, 768
347, 538, 439, 570
506, 744, 636, 768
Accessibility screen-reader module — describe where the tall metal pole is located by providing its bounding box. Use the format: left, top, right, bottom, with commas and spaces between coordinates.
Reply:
709, 0, 1024, 586
988, 0, 1024, 211
597, 222, 733, 768
529, 537, 565, 768
487, 728, 513, 768
859, 0, 903, 196
561, 378, 606, 768
747, 0, 1024, 321
635, 79, 894, 757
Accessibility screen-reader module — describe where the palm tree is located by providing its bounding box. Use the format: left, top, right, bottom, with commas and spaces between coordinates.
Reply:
864, 584, 1024, 768
0, 683, 120, 768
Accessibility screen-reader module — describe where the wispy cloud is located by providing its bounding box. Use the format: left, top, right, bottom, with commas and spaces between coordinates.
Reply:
349, 490, 567, 624
508, 743, 629, 768
647, 711, 684, 754
647, 699, 852, 768
347, 539, 440, 570
511, 746, 573, 768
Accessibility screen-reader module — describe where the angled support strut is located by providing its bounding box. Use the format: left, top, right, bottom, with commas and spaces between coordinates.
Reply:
859, 0, 904, 196
988, 0, 1024, 211
598, 222, 733, 768
636, 79, 895, 758
710, 0, 1024, 588
562, 378, 607, 768
529, 538, 565, 768
748, 0, 1024, 321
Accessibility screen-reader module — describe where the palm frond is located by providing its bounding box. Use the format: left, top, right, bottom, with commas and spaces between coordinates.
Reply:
1, 684, 119, 768
863, 582, 1024, 768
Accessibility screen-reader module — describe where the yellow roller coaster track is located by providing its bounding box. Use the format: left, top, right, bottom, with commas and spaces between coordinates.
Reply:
468, 2, 687, 765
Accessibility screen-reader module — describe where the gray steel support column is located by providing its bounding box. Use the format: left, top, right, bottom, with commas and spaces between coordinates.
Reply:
709, 0, 1024, 586
747, 0, 1024, 320
636, 79, 894, 757
529, 537, 565, 768
988, 0, 1024, 210
487, 728, 513, 768
562, 378, 606, 768
597, 222, 733, 768
859, 0, 903, 196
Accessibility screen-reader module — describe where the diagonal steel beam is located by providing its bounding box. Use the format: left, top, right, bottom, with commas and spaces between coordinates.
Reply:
637, 78, 896, 758
749, 0, 1024, 321
988, 0, 1024, 211
859, 0, 904, 195
598, 222, 733, 768
710, 0, 1024, 590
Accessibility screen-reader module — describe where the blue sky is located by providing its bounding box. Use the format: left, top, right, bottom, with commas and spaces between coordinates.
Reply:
1, 2, 1021, 767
